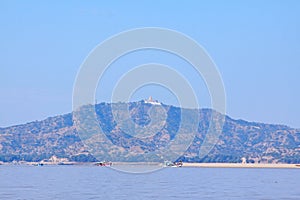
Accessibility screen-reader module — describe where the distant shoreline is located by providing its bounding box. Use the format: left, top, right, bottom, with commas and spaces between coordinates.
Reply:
1, 161, 300, 169
183, 163, 300, 169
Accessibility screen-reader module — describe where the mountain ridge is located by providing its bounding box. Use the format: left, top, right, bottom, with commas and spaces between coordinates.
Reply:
0, 101, 299, 163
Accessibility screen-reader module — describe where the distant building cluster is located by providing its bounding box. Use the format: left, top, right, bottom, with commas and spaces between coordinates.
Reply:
42, 155, 69, 164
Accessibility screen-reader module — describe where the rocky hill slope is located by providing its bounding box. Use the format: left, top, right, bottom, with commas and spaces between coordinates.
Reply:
0, 101, 299, 163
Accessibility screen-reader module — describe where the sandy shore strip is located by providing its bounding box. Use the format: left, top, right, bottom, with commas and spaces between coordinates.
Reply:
1, 162, 299, 169
183, 163, 300, 169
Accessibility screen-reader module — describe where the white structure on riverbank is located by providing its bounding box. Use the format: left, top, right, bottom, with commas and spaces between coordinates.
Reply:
48, 155, 69, 163
241, 157, 247, 164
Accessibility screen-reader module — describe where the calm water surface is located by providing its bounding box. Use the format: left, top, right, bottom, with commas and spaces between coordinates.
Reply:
0, 165, 299, 200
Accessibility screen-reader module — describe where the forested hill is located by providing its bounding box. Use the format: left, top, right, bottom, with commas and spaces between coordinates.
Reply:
0, 101, 299, 163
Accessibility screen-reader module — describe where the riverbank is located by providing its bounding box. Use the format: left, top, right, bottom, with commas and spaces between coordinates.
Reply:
1, 161, 299, 169
183, 163, 300, 169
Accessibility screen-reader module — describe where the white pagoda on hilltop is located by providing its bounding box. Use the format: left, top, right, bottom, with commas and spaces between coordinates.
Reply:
144, 96, 161, 105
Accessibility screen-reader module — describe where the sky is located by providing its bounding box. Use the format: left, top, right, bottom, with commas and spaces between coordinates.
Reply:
0, 1, 300, 128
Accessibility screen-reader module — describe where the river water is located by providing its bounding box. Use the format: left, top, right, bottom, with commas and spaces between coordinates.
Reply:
0, 165, 299, 200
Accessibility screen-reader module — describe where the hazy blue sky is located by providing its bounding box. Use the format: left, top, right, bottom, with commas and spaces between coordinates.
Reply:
1, 1, 300, 128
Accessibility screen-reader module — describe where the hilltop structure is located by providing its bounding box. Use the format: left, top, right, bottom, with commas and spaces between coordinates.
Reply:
144, 96, 161, 105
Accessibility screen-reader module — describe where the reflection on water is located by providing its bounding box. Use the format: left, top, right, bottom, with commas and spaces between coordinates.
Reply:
0, 165, 299, 200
